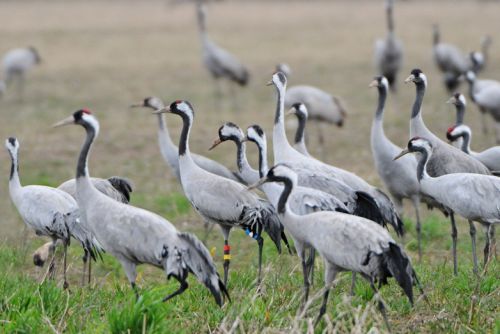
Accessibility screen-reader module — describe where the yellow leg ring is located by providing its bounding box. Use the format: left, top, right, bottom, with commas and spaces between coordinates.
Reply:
223, 255, 232, 260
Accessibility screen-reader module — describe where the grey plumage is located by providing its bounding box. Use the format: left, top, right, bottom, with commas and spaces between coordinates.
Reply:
397, 137, 499, 270
252, 165, 420, 329
54, 109, 228, 305
157, 100, 286, 287
0, 46, 41, 96
131, 97, 241, 182
270, 72, 403, 236
369, 76, 424, 260
196, 2, 249, 86
57, 177, 133, 204
373, 0, 403, 91
405, 69, 491, 275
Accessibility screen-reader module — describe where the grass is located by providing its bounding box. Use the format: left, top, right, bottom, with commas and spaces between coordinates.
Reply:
0, 0, 499, 333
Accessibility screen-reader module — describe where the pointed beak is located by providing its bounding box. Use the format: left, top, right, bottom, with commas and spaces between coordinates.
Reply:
285, 107, 296, 116
369, 79, 378, 88
208, 138, 222, 151
241, 137, 249, 143
393, 148, 410, 161
247, 176, 268, 191
129, 102, 144, 108
404, 74, 415, 84
446, 97, 455, 104
52, 116, 74, 128
265, 80, 273, 86
152, 107, 169, 115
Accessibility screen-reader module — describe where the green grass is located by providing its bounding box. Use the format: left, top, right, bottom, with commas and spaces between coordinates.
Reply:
0, 212, 498, 333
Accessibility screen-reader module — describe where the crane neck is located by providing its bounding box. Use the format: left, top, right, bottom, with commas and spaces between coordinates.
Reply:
177, 111, 195, 164
459, 131, 471, 154
277, 177, 294, 215
273, 85, 294, 156
467, 80, 476, 103
254, 140, 269, 178
386, 2, 394, 33
433, 27, 440, 45
77, 123, 98, 180
375, 86, 387, 120
455, 104, 465, 125
232, 138, 250, 173
294, 114, 307, 147
415, 148, 431, 182
411, 82, 426, 119
7, 150, 21, 190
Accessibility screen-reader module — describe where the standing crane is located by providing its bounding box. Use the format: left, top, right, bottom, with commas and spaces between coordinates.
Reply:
269, 71, 404, 236
53, 109, 229, 305
369, 76, 424, 260
395, 137, 499, 268
155, 100, 287, 286
196, 1, 249, 108
5, 137, 99, 289
249, 164, 422, 330
405, 68, 491, 274
373, 0, 404, 92
0, 46, 41, 97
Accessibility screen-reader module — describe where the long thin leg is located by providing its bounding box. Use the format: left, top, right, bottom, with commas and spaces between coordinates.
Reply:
88, 257, 92, 285
314, 262, 338, 327
370, 279, 391, 332
163, 278, 189, 302
484, 224, 495, 266
305, 247, 315, 286
220, 226, 231, 287
131, 282, 139, 300
82, 249, 88, 286
450, 212, 458, 276
412, 196, 422, 262
350, 273, 357, 296
491, 225, 497, 259
468, 220, 478, 275
120, 259, 138, 299
201, 220, 215, 244
300, 249, 310, 306
256, 236, 264, 285
63, 241, 69, 289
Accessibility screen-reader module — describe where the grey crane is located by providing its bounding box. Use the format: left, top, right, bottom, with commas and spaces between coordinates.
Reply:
395, 137, 499, 270
53, 109, 229, 305
155, 100, 286, 287
196, 1, 249, 106
373, 0, 404, 92
33, 176, 132, 280
131, 97, 241, 182
464, 71, 500, 141
269, 71, 404, 236
249, 164, 422, 330
210, 121, 349, 287
469, 35, 492, 74
432, 24, 470, 93
405, 68, 491, 275
447, 124, 500, 173
286, 103, 311, 156
369, 76, 424, 260
0, 46, 41, 97
5, 137, 99, 289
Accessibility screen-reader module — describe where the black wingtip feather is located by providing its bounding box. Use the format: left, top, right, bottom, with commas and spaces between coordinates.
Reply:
383, 243, 414, 305
353, 191, 385, 227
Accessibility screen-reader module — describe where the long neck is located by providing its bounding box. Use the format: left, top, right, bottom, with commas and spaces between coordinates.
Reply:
235, 139, 250, 172
433, 28, 439, 45
468, 79, 476, 102
196, 5, 209, 43
416, 149, 431, 181
294, 115, 306, 147
455, 104, 465, 125
8, 150, 21, 190
255, 140, 269, 178
273, 85, 294, 156
375, 86, 387, 121
178, 113, 192, 158
277, 178, 293, 214
482, 39, 490, 64
460, 131, 471, 154
386, 1, 394, 33
77, 124, 96, 179
411, 82, 426, 119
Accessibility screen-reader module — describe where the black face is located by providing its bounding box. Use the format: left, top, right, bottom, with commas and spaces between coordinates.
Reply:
144, 97, 153, 107
411, 68, 423, 77
8, 137, 16, 146
446, 131, 458, 142
291, 103, 302, 111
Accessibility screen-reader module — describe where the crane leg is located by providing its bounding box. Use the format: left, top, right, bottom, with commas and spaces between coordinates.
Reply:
201, 220, 214, 244
314, 262, 337, 327
370, 279, 391, 333
163, 277, 189, 303
256, 236, 264, 286
88, 257, 92, 285
468, 220, 478, 275
62, 241, 69, 290
450, 212, 458, 276
411, 197, 422, 262
483, 224, 495, 266
223, 240, 231, 287
82, 249, 88, 286
305, 247, 315, 287
300, 249, 310, 306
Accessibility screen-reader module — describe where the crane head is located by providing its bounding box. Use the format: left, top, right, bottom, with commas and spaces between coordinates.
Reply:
5, 137, 19, 156
130, 96, 165, 111
369, 76, 389, 91
446, 93, 466, 107
209, 122, 243, 150
404, 69, 427, 87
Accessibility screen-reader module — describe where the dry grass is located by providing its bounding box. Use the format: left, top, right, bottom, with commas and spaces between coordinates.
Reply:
0, 0, 499, 332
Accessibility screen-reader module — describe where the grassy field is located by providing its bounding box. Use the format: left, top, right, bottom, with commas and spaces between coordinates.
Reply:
0, 0, 499, 333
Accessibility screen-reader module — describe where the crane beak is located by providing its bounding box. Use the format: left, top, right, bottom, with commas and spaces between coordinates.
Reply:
368, 79, 378, 88
241, 137, 249, 143
247, 177, 268, 191
265, 80, 273, 86
445, 97, 455, 104
208, 138, 222, 151
393, 148, 410, 161
404, 74, 415, 84
129, 102, 144, 108
285, 107, 296, 116
52, 116, 74, 128
152, 107, 169, 115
